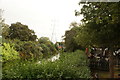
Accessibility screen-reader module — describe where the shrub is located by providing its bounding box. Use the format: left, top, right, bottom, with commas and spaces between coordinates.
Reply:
57, 50, 90, 78
2, 50, 91, 79
0, 43, 20, 62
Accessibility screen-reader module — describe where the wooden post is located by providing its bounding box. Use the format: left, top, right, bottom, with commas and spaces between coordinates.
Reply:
109, 50, 114, 78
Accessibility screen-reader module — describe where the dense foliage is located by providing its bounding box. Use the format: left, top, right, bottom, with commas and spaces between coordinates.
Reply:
1, 21, 57, 60
13, 40, 43, 60
38, 37, 57, 58
75, 2, 120, 49
64, 22, 84, 52
2, 50, 90, 79
74, 1, 120, 78
8, 22, 37, 41
0, 43, 19, 62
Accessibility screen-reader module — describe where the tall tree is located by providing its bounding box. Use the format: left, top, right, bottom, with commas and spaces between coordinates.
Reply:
75, 2, 120, 78
64, 22, 83, 52
8, 22, 37, 41
38, 37, 57, 57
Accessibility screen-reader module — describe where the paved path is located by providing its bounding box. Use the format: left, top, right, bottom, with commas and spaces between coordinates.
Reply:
37, 53, 60, 64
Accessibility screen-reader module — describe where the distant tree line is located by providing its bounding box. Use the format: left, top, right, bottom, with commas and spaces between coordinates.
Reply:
1, 21, 57, 61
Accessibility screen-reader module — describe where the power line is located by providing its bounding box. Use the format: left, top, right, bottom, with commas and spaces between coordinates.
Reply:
51, 18, 58, 43
51, 18, 56, 42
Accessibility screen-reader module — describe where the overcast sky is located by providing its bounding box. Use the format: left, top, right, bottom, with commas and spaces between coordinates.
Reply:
0, 0, 83, 43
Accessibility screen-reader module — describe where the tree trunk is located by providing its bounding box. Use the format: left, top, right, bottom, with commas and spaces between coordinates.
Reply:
109, 50, 114, 78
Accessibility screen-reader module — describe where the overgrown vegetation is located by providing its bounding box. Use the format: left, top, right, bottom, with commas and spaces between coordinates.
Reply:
64, 2, 120, 78
2, 50, 90, 79
0, 43, 19, 62
0, 21, 90, 79
1, 1, 119, 79
1, 22, 57, 60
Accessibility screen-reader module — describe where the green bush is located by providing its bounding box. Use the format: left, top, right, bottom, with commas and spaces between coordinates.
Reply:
10, 39, 43, 60
57, 50, 90, 78
0, 43, 20, 62
2, 50, 91, 79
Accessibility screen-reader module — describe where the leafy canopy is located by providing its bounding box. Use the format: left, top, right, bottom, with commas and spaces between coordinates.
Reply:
4, 22, 37, 41
75, 2, 120, 49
